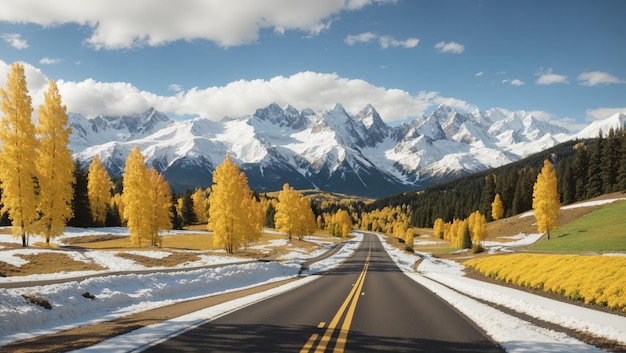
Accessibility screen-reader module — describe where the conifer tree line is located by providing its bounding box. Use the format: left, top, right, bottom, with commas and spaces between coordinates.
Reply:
351, 128, 626, 229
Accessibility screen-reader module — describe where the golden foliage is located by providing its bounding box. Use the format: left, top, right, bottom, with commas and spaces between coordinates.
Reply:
491, 193, 504, 220
466, 254, 626, 311
274, 183, 316, 241
88, 155, 111, 225
532, 160, 560, 237
0, 62, 38, 244
208, 155, 263, 253
35, 80, 75, 242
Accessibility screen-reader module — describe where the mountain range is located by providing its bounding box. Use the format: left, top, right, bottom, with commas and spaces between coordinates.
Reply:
69, 104, 626, 198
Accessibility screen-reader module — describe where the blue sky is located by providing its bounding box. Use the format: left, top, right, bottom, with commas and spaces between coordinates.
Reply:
0, 0, 624, 131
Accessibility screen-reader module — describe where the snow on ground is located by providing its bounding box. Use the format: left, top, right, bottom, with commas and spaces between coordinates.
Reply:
378, 234, 626, 352
519, 197, 626, 218
0, 231, 361, 347
2, 228, 626, 353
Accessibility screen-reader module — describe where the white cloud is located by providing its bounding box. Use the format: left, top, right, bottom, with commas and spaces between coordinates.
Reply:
39, 57, 62, 65
585, 107, 626, 121
378, 35, 419, 49
345, 32, 377, 46
1, 60, 469, 122
168, 84, 183, 92
434, 41, 464, 54
0, 0, 396, 49
345, 32, 418, 49
501, 79, 524, 86
535, 68, 569, 85
475, 72, 483, 77
577, 71, 625, 87
1, 33, 28, 49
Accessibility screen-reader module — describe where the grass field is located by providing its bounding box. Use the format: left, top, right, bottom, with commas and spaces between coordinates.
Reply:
529, 200, 626, 252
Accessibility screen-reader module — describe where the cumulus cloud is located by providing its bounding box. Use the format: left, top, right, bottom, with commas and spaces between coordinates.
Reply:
1, 33, 28, 49
578, 71, 625, 87
585, 107, 626, 121
39, 57, 62, 65
345, 32, 418, 49
434, 41, 464, 54
475, 72, 483, 77
0, 0, 396, 49
535, 68, 569, 85
0, 61, 470, 122
502, 79, 525, 86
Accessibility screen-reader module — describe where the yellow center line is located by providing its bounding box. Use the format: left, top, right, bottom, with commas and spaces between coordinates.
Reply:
300, 241, 372, 353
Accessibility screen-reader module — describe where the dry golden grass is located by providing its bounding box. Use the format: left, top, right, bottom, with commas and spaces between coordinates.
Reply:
0, 252, 106, 277
0, 230, 341, 276
116, 252, 202, 267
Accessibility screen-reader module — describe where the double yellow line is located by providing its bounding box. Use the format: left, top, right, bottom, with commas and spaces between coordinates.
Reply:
300, 247, 371, 353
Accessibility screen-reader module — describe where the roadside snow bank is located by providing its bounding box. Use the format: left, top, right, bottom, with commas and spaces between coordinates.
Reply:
377, 233, 626, 352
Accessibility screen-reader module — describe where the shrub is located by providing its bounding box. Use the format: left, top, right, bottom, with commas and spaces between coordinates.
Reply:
22, 293, 52, 310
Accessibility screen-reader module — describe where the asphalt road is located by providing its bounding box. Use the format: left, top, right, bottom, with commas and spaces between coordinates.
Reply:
144, 232, 503, 353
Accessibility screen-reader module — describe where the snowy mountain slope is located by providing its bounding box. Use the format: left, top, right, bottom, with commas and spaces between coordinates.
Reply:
575, 112, 626, 139
70, 103, 615, 197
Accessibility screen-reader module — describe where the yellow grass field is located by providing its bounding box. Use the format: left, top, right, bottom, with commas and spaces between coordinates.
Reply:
465, 254, 626, 311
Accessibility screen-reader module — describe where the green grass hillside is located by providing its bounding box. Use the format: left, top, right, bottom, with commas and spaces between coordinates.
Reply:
529, 200, 626, 252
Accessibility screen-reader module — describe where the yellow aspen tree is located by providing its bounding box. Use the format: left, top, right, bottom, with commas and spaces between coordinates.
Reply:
191, 187, 208, 223
433, 218, 445, 240
532, 159, 561, 240
208, 155, 261, 253
405, 228, 415, 248
87, 155, 111, 226
0, 63, 38, 247
146, 168, 172, 247
122, 146, 151, 247
35, 80, 75, 243
241, 184, 264, 247
491, 193, 504, 220
468, 210, 487, 243
274, 183, 316, 241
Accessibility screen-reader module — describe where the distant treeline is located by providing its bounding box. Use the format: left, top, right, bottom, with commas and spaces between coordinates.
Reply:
354, 127, 626, 228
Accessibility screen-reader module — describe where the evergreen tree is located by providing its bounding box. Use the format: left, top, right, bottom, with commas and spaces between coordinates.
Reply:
146, 168, 172, 247
208, 155, 262, 253
573, 143, 589, 200
491, 194, 504, 220
170, 192, 183, 230
274, 183, 316, 241
87, 155, 111, 226
601, 128, 620, 193
68, 161, 91, 227
180, 188, 196, 226
105, 200, 122, 227
265, 202, 276, 228
512, 168, 536, 215
0, 63, 38, 247
617, 129, 626, 191
122, 146, 151, 247
586, 131, 604, 199
558, 158, 576, 205
35, 80, 75, 243
532, 160, 560, 240
479, 174, 496, 221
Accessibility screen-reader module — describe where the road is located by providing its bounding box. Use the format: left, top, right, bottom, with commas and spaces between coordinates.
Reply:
144, 232, 503, 353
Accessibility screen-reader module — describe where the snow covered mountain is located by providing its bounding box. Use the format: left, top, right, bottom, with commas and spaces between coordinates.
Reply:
69, 103, 621, 198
